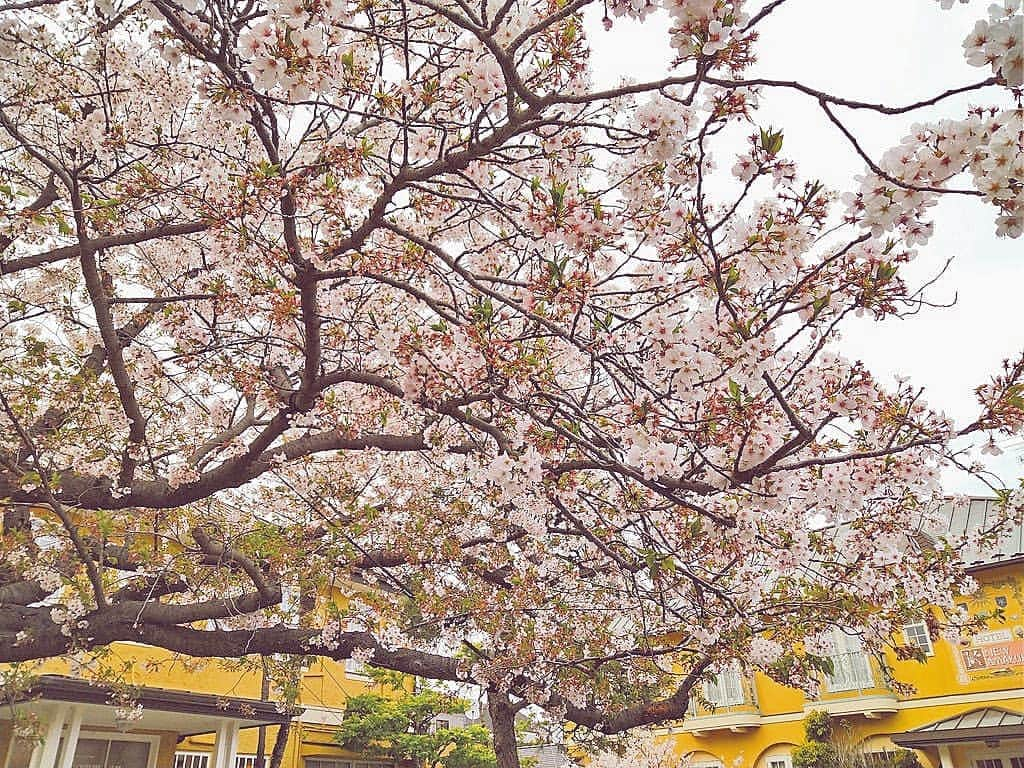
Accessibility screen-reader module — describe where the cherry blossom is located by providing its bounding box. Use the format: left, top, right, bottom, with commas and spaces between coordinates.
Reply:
0, 1, 1021, 766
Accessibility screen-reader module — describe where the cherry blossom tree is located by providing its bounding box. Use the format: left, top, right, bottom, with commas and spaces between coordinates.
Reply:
0, 0, 1022, 764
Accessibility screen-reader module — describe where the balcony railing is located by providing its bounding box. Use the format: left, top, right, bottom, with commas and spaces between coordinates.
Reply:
809, 652, 898, 718
683, 673, 762, 735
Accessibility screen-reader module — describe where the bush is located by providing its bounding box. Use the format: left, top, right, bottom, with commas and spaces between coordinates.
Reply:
804, 710, 833, 744
793, 741, 838, 768
889, 750, 922, 768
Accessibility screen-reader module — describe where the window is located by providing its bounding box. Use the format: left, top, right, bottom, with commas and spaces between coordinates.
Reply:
826, 629, 874, 692
65, 738, 151, 768
175, 754, 210, 768
978, 760, 1024, 768
767, 759, 792, 768
995, 595, 1008, 608
433, 719, 450, 731
344, 658, 369, 677
236, 756, 257, 768
703, 666, 745, 707
902, 622, 934, 655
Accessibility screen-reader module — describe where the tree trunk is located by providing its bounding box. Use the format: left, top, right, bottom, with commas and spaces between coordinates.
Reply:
255, 658, 271, 768
268, 720, 291, 768
487, 690, 522, 768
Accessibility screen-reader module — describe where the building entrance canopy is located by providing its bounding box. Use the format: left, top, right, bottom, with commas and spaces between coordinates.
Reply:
891, 707, 1024, 748
3, 675, 297, 768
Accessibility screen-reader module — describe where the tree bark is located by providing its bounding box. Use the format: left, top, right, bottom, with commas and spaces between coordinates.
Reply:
255, 658, 271, 768
268, 720, 291, 768
486, 690, 522, 768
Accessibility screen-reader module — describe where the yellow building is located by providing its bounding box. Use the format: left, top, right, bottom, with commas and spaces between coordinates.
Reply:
672, 498, 1024, 768
0, 641, 393, 768
4, 498, 1023, 768
1, 498, 410, 768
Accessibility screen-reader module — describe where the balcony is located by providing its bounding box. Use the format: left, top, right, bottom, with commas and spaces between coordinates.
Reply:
682, 672, 763, 736
805, 652, 898, 719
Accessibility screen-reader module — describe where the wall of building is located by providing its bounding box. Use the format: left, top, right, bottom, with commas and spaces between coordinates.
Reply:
671, 560, 1024, 767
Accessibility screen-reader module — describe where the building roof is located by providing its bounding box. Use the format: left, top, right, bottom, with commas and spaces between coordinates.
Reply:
892, 707, 1024, 747
15, 675, 298, 733
936, 497, 1024, 572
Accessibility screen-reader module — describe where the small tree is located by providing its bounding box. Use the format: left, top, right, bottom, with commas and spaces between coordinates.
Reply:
336, 670, 500, 768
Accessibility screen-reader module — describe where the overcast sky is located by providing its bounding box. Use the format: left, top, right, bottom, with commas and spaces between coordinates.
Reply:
582, 0, 1023, 495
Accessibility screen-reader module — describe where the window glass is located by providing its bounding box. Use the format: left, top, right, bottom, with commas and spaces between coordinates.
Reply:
767, 759, 791, 768
902, 622, 933, 654
174, 754, 210, 768
71, 738, 110, 768
703, 666, 745, 706
826, 630, 873, 691
236, 757, 257, 768
976, 760, 1004, 768
104, 740, 150, 768
344, 657, 369, 677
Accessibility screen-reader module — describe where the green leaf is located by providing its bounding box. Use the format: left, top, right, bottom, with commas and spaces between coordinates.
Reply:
760, 126, 784, 156
728, 378, 743, 405
549, 180, 568, 215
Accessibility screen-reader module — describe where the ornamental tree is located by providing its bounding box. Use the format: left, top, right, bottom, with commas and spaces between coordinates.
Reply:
335, 670, 501, 768
0, 0, 1022, 765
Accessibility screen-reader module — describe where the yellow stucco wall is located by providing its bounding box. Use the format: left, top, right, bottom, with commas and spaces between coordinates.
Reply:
671, 560, 1024, 767
0, 582, 399, 767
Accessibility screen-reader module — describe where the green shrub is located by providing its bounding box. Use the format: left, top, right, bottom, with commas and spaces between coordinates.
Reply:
890, 750, 922, 768
793, 741, 837, 768
803, 710, 833, 743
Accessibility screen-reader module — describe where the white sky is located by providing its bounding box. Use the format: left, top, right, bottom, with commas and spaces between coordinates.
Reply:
584, 0, 1023, 494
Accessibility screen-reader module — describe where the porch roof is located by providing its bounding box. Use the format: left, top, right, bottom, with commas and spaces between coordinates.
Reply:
891, 707, 1024, 747
9, 674, 297, 735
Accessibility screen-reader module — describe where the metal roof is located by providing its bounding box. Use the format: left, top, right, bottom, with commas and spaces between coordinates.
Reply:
936, 497, 1024, 571
892, 707, 1024, 747
913, 707, 1024, 731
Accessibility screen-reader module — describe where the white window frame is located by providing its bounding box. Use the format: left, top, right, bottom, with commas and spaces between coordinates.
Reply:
826, 629, 874, 692
174, 753, 211, 768
703, 665, 745, 707
767, 757, 792, 768
344, 657, 371, 678
235, 755, 258, 768
902, 621, 934, 655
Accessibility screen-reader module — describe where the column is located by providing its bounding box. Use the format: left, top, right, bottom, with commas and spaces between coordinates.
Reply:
211, 720, 240, 768
936, 744, 955, 768
28, 704, 69, 768
57, 706, 84, 768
